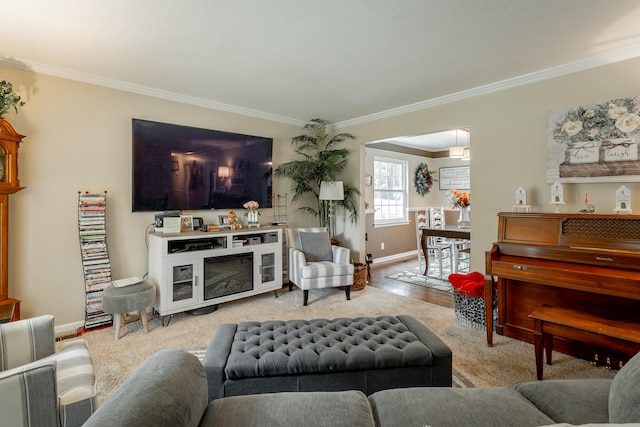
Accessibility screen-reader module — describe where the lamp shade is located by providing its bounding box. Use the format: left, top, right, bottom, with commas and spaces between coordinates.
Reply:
449, 146, 464, 158
319, 181, 344, 200
218, 166, 230, 178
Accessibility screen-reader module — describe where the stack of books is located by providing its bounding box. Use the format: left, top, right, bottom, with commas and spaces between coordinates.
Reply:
78, 193, 113, 329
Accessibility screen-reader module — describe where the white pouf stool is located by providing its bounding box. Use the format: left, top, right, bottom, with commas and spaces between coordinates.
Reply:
102, 280, 155, 340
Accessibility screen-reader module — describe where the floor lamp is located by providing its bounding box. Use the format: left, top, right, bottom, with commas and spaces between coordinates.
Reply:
319, 181, 344, 239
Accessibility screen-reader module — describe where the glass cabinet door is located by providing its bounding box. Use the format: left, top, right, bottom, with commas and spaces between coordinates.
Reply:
260, 251, 276, 284
170, 262, 196, 304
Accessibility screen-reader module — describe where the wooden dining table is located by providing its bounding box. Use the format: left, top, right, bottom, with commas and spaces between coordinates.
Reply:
420, 226, 471, 276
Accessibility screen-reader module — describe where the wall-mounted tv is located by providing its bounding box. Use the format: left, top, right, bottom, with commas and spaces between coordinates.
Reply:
132, 119, 273, 212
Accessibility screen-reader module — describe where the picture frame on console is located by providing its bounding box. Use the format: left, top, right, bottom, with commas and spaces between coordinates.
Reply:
180, 215, 193, 232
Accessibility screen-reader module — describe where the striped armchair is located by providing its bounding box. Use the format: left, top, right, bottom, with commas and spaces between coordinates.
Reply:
0, 315, 97, 427
287, 227, 354, 306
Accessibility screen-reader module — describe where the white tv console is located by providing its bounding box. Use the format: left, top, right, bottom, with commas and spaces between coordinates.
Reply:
148, 227, 282, 325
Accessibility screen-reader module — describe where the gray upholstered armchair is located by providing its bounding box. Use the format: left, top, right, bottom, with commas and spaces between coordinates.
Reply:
287, 227, 354, 305
0, 315, 97, 427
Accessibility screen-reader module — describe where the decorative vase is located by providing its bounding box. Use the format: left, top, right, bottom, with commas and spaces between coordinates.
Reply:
247, 210, 260, 227
458, 206, 470, 229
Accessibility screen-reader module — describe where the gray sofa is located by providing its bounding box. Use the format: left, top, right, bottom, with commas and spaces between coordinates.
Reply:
85, 349, 640, 427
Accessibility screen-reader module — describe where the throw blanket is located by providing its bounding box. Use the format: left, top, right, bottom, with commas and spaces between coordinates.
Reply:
448, 272, 485, 298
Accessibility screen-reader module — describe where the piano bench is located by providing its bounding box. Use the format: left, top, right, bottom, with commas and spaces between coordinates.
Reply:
529, 304, 640, 380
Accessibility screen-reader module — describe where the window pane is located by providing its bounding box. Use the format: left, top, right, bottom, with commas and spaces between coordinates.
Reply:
373, 157, 408, 223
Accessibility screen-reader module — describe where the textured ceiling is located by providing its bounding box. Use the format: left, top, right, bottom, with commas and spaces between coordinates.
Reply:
2, 0, 640, 127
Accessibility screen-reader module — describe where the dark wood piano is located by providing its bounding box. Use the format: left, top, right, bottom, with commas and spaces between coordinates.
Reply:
485, 212, 640, 368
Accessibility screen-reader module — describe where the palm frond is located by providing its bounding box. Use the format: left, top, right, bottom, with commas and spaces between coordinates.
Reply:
273, 118, 359, 227
325, 132, 356, 149
298, 205, 320, 220
339, 184, 361, 224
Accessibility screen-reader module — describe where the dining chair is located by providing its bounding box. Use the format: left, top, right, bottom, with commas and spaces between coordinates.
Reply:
453, 240, 471, 273
427, 207, 453, 279
414, 209, 429, 272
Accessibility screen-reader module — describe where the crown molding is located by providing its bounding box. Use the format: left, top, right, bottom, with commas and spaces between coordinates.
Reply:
0, 57, 306, 127
366, 141, 447, 158
334, 43, 640, 129
4, 42, 640, 130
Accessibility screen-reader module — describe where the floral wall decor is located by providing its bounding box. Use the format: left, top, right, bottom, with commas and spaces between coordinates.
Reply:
546, 96, 640, 183
414, 163, 434, 196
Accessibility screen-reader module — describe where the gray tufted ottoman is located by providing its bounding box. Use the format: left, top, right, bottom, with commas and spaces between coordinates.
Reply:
203, 315, 452, 402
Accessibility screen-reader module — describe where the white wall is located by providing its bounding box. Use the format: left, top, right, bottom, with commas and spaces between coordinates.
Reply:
347, 56, 640, 274
4, 55, 640, 325
1, 66, 303, 324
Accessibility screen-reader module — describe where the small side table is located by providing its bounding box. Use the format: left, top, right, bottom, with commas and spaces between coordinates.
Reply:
102, 281, 155, 340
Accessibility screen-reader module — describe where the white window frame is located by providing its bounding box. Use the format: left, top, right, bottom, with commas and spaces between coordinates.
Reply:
373, 156, 409, 226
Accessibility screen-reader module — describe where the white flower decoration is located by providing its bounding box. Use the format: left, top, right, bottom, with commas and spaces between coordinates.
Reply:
562, 120, 583, 136
615, 113, 640, 134
608, 105, 628, 120
583, 109, 595, 118
587, 128, 600, 138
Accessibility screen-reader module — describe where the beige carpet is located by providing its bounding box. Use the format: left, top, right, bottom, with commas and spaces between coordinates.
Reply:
77, 285, 616, 404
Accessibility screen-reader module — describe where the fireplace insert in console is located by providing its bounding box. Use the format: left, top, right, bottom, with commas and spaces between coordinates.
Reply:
203, 252, 253, 300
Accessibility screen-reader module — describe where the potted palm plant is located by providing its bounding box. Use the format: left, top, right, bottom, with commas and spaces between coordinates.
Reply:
274, 118, 359, 228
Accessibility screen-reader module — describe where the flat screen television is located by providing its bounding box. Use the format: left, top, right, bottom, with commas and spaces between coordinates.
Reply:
132, 119, 273, 212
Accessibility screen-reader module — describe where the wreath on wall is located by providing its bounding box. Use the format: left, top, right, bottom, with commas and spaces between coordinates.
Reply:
414, 163, 434, 196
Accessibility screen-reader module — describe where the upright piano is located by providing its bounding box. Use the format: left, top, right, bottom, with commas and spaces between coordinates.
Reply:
485, 212, 640, 368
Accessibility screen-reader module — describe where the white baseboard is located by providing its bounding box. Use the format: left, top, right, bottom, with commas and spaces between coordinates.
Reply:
372, 250, 417, 265
55, 320, 85, 336
55, 309, 152, 337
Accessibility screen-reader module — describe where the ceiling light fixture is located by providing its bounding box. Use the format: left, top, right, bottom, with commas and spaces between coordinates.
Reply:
461, 131, 470, 161
449, 129, 464, 158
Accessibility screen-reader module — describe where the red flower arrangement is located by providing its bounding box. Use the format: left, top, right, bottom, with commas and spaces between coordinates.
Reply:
450, 189, 470, 208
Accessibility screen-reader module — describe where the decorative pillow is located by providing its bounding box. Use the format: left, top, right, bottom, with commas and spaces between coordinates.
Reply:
299, 231, 333, 262
609, 351, 640, 423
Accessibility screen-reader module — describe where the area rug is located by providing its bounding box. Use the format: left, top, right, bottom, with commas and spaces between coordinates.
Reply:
386, 270, 453, 293
80, 285, 616, 405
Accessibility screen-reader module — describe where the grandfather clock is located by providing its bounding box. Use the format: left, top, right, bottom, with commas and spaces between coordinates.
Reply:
0, 118, 25, 322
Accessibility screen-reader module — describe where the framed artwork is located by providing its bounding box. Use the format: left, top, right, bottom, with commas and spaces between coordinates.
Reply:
180, 214, 193, 232
218, 215, 229, 225
163, 217, 180, 233
364, 174, 372, 186
439, 166, 470, 190
547, 96, 640, 183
